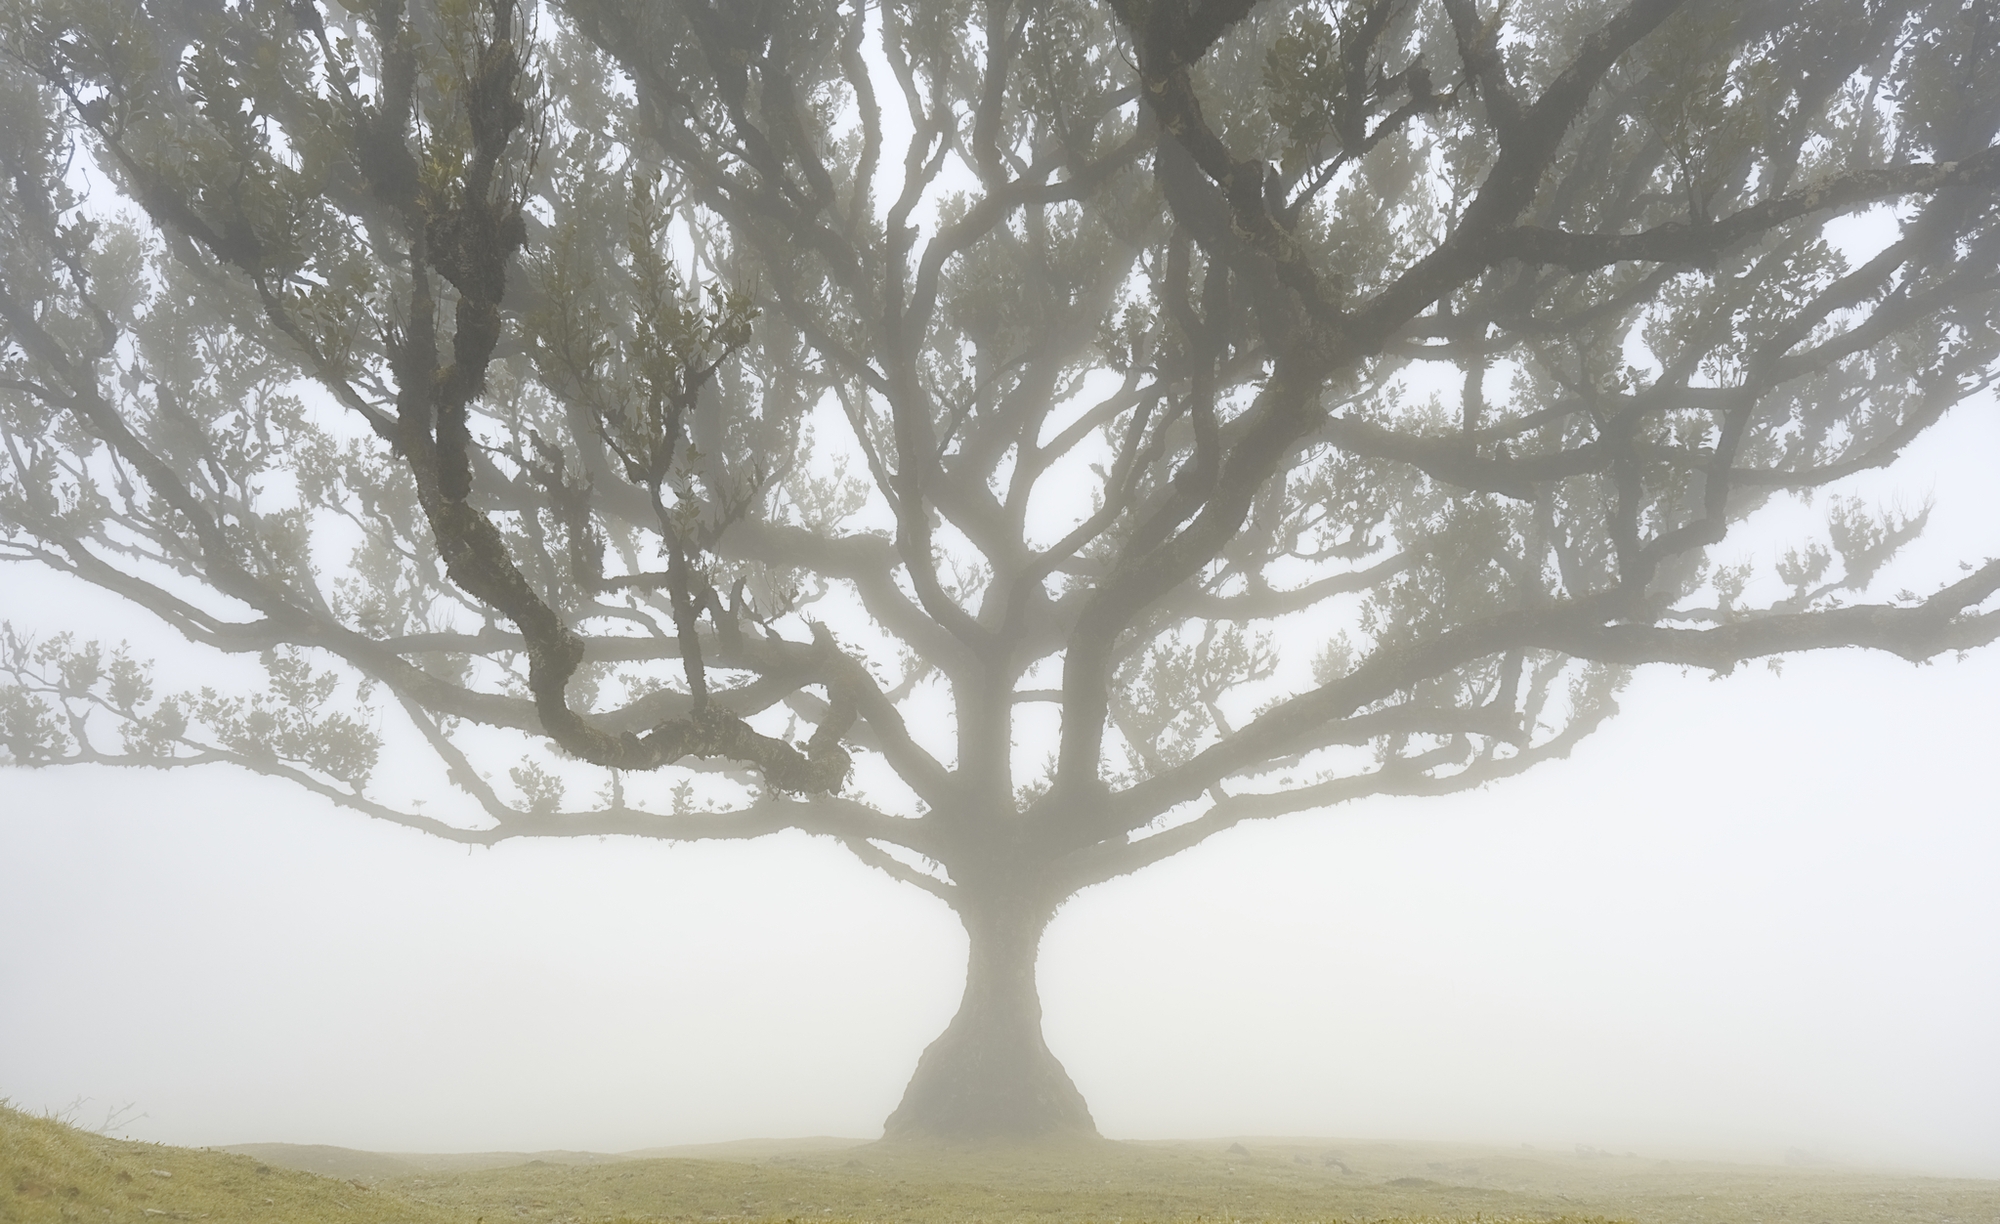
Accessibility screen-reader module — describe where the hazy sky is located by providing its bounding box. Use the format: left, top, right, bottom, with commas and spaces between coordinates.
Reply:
2, 26, 1996, 1172
4, 396, 1997, 1176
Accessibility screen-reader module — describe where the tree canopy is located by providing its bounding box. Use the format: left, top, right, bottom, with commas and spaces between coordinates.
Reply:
2, 0, 1997, 1139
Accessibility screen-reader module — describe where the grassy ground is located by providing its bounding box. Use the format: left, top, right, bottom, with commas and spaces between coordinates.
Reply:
6, 1103, 1997, 1224
0, 1103, 463, 1224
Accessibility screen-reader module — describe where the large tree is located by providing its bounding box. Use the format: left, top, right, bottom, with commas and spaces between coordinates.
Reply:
2, 0, 1997, 1140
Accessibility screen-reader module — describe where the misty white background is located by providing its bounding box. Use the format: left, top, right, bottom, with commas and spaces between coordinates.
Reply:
1, 74, 1996, 1167
4, 387, 1997, 1177
4, 13, 1995, 1181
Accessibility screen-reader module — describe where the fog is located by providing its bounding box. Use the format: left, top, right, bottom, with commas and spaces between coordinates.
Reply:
4, 403, 1997, 1176
3, 3, 1999, 1178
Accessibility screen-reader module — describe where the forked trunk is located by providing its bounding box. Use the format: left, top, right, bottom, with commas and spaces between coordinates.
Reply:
881, 897, 1097, 1141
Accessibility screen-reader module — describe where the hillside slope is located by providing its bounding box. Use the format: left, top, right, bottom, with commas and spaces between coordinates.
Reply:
1, 1105, 469, 1224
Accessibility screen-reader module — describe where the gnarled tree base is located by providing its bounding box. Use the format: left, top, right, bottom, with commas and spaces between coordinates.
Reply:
881, 899, 1097, 1142
882, 1002, 1098, 1141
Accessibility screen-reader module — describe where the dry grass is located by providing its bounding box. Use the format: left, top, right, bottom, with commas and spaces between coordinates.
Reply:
0, 1103, 464, 1223
7, 1102, 1997, 1224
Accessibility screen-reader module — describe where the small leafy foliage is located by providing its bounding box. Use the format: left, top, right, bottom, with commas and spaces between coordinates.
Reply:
0, 0, 1993, 971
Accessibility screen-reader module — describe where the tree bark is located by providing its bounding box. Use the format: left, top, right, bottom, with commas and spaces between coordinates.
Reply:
881, 895, 1097, 1142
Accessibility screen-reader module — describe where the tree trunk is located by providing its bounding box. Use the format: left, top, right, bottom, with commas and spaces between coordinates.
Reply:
881, 896, 1097, 1142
